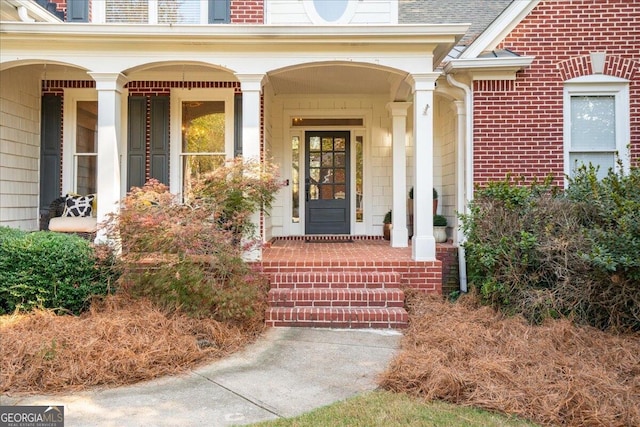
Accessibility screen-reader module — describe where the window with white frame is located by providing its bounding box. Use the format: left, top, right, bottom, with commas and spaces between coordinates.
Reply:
564, 75, 630, 182
103, 0, 228, 24
63, 90, 98, 196
170, 89, 234, 199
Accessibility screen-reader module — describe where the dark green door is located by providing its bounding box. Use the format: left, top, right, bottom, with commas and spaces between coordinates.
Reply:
305, 131, 350, 234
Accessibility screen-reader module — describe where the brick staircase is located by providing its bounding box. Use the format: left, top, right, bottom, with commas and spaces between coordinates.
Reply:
265, 270, 408, 329
259, 237, 452, 329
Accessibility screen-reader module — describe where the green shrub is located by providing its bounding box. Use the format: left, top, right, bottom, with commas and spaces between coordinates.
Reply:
109, 158, 282, 324
564, 163, 640, 330
461, 167, 640, 332
124, 257, 269, 324
0, 228, 115, 314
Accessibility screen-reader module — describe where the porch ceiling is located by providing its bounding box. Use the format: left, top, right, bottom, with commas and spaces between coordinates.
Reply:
267, 64, 407, 97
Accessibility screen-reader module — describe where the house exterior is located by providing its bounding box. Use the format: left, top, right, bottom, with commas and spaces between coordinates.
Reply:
1, 0, 638, 273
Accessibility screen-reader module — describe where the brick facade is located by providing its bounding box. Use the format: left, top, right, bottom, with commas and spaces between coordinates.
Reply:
473, 0, 640, 186
231, 0, 264, 24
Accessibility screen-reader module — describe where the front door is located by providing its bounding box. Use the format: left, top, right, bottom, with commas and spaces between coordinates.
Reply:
305, 131, 350, 234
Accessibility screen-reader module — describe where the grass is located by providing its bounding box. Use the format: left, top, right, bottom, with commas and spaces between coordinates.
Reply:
248, 390, 539, 427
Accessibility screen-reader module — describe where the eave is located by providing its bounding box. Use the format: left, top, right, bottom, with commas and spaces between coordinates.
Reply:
0, 22, 469, 67
444, 56, 535, 80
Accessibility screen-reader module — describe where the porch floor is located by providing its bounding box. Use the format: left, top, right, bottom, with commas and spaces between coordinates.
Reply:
262, 236, 415, 264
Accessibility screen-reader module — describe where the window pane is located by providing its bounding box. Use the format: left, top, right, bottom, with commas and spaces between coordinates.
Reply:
292, 136, 300, 223
159, 0, 199, 24
569, 152, 614, 180
182, 154, 225, 196
313, 0, 347, 21
76, 155, 96, 195
106, 0, 148, 23
76, 101, 97, 153
356, 136, 363, 222
571, 96, 615, 150
182, 101, 225, 153
75, 101, 97, 195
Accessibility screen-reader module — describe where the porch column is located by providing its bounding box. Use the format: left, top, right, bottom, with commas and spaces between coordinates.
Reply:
236, 73, 264, 260
88, 72, 128, 242
387, 102, 411, 247
411, 73, 440, 261
236, 74, 264, 160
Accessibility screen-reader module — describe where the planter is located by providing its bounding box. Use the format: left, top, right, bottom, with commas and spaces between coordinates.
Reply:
434, 226, 447, 243
383, 223, 392, 240
407, 198, 438, 238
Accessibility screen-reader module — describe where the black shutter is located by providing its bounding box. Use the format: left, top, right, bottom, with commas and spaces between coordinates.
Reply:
234, 93, 243, 157
150, 97, 170, 185
127, 97, 146, 190
209, 0, 230, 24
66, 0, 89, 22
39, 94, 62, 228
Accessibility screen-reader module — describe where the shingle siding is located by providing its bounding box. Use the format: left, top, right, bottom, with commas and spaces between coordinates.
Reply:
0, 67, 41, 230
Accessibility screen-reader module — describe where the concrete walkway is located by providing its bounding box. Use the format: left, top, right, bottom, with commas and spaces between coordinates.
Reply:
1, 327, 402, 426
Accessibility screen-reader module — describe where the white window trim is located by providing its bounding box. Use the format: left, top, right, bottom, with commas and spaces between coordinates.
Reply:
563, 75, 630, 186
169, 88, 235, 198
62, 89, 98, 195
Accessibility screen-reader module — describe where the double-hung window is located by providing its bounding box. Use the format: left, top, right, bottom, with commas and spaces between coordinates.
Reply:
101, 0, 230, 24
63, 90, 98, 195
563, 75, 630, 182
170, 89, 235, 199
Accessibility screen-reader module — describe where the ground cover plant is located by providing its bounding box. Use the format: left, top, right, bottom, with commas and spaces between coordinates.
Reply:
461, 163, 640, 331
380, 294, 640, 427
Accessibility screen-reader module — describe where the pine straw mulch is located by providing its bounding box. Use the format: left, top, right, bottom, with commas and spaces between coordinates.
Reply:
379, 293, 640, 427
0, 294, 264, 395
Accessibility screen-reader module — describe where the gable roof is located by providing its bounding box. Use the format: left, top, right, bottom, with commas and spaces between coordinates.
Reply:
399, 0, 514, 46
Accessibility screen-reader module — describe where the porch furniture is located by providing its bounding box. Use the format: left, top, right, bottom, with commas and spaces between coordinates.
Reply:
47, 195, 98, 239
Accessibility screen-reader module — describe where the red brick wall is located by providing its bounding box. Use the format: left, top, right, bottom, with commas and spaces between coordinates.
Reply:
473, 0, 640, 186
231, 0, 264, 24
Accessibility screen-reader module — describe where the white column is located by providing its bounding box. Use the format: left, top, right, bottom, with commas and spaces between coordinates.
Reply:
411, 73, 440, 261
236, 73, 264, 260
236, 74, 264, 161
88, 72, 128, 242
386, 102, 411, 247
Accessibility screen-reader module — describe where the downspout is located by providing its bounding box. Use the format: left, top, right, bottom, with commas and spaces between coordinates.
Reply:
446, 73, 472, 293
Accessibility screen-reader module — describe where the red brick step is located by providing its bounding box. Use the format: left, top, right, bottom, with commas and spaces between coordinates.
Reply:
265, 307, 408, 329
269, 272, 402, 289
268, 288, 404, 308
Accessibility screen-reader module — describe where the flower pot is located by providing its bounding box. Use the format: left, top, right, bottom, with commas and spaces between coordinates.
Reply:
383, 223, 392, 240
434, 226, 447, 243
